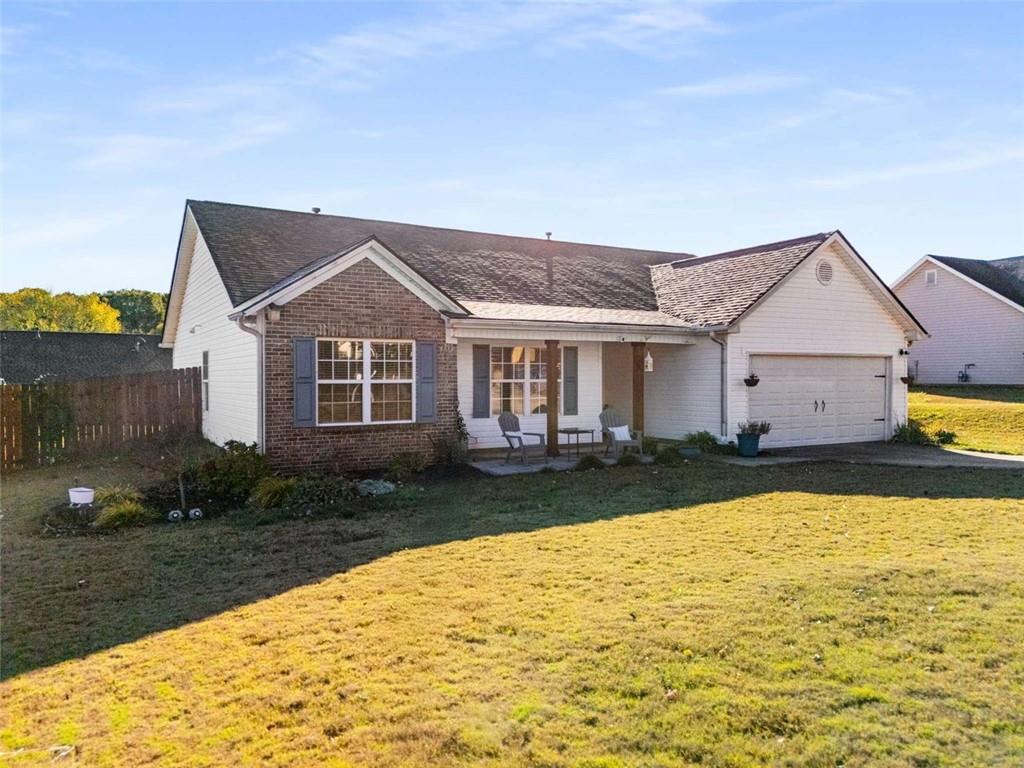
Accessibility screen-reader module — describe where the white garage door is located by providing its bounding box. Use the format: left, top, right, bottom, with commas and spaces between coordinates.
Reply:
748, 355, 888, 447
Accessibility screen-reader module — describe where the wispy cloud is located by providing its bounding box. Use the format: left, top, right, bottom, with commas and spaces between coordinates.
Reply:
3, 211, 129, 250
76, 134, 190, 169
807, 144, 1024, 188
656, 72, 805, 98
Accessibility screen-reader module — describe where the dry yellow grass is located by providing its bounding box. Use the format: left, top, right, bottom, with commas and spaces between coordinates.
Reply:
2, 460, 1023, 767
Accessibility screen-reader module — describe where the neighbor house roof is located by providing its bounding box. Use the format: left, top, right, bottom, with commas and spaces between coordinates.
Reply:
0, 331, 172, 384
929, 254, 1024, 309
650, 233, 833, 327
188, 200, 686, 312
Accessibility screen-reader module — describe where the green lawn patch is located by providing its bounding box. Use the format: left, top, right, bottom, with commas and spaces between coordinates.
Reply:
909, 386, 1024, 455
1, 458, 1023, 767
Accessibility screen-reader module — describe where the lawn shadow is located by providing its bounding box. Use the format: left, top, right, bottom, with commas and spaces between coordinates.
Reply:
3, 458, 1022, 679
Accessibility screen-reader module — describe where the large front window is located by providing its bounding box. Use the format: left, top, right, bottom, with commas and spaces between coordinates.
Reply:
490, 345, 560, 416
317, 339, 414, 425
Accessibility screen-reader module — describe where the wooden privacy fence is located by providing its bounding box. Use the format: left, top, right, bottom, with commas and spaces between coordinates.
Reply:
1, 368, 202, 470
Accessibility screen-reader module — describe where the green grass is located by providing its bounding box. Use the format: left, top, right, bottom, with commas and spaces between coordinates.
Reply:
2, 458, 1023, 767
909, 386, 1024, 455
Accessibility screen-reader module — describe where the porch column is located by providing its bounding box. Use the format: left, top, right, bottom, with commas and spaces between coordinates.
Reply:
546, 338, 560, 456
632, 341, 645, 433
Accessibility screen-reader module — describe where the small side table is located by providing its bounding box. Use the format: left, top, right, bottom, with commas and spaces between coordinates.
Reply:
558, 427, 595, 456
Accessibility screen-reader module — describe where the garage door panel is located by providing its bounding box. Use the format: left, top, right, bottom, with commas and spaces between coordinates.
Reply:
748, 355, 887, 448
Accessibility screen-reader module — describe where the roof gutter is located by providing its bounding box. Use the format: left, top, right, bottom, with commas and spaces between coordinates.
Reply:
448, 316, 722, 337
235, 315, 265, 453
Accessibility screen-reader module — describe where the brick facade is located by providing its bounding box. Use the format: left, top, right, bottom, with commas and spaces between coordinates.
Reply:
263, 259, 459, 473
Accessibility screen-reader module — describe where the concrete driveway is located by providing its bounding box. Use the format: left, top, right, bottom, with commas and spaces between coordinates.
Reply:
770, 441, 1024, 469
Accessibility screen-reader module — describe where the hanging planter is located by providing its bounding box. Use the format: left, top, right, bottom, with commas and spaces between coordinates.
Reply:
900, 375, 915, 385
743, 374, 760, 387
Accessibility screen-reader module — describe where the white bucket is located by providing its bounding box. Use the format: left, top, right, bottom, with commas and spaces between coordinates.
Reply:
69, 487, 95, 505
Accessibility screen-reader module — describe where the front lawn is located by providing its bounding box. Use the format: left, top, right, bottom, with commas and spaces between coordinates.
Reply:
2, 458, 1023, 767
909, 386, 1024, 455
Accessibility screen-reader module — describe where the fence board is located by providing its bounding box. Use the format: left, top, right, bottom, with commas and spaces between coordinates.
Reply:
0, 368, 202, 470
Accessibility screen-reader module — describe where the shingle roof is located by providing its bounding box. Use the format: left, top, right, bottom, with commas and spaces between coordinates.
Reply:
930, 254, 1024, 309
458, 301, 698, 328
0, 331, 172, 384
650, 233, 832, 327
188, 200, 688, 311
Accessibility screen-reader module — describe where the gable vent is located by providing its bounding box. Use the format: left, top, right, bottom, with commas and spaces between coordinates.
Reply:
925, 269, 937, 286
816, 259, 834, 285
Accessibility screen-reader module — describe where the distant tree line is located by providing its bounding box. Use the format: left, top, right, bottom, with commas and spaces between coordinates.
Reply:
0, 288, 169, 334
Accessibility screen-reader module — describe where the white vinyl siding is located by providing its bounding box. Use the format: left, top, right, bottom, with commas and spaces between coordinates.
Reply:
171, 230, 258, 445
726, 243, 909, 440
643, 337, 723, 439
895, 260, 1024, 385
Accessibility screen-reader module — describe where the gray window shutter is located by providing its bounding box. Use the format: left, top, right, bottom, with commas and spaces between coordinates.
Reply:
472, 344, 490, 418
416, 341, 437, 422
563, 346, 578, 416
293, 337, 316, 427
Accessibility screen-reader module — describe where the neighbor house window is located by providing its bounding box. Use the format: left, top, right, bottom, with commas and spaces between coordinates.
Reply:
490, 345, 561, 416
316, 339, 414, 425
202, 351, 209, 411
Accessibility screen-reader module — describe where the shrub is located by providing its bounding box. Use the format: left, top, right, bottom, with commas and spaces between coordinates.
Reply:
653, 447, 684, 466
430, 415, 470, 467
642, 436, 660, 455
574, 454, 607, 471
617, 452, 643, 467
683, 431, 720, 452
249, 476, 298, 510
291, 475, 355, 511
386, 451, 430, 481
891, 420, 935, 446
94, 484, 142, 506
934, 429, 957, 445
94, 500, 156, 530
683, 431, 736, 455
198, 441, 269, 503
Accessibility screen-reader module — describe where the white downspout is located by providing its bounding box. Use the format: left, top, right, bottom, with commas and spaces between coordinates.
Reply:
709, 331, 727, 437
235, 314, 265, 452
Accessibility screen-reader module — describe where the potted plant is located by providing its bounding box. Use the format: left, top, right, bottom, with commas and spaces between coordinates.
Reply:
743, 373, 760, 387
736, 420, 771, 457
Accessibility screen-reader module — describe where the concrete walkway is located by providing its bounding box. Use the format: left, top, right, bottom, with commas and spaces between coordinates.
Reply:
762, 442, 1024, 469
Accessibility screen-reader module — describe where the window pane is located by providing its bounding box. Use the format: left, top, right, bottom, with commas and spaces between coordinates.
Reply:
318, 340, 363, 381
318, 383, 362, 423
371, 382, 412, 422
529, 382, 547, 414
371, 342, 412, 380
491, 381, 524, 416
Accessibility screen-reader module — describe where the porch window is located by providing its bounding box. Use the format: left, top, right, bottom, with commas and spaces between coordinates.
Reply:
316, 339, 414, 425
490, 345, 561, 416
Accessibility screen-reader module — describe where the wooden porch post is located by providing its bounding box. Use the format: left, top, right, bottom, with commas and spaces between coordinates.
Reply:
632, 341, 645, 433
546, 339, 560, 456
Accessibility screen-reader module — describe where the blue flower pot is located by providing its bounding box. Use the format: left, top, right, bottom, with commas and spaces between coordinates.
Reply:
736, 433, 761, 458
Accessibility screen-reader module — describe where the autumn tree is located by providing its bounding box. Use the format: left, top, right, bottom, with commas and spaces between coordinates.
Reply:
100, 289, 168, 334
0, 288, 121, 332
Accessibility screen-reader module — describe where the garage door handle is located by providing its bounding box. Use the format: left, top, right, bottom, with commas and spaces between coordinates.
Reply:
821, 400, 826, 412
813, 399, 819, 412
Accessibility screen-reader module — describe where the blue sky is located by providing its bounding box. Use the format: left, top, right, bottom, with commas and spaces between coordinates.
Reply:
3, 1, 1022, 294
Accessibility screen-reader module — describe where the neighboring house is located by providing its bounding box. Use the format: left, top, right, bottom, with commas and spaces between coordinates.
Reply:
0, 330, 171, 384
161, 200, 925, 470
892, 255, 1024, 385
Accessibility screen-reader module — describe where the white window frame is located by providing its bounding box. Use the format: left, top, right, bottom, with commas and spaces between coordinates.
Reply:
315, 338, 416, 426
489, 344, 563, 417
925, 269, 937, 286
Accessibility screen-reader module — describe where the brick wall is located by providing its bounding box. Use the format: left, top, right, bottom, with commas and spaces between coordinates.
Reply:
263, 259, 458, 473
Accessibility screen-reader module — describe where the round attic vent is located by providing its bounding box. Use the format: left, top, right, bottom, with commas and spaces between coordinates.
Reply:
816, 259, 834, 285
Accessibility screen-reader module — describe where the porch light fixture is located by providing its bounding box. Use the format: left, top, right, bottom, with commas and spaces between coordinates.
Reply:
644, 349, 654, 372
